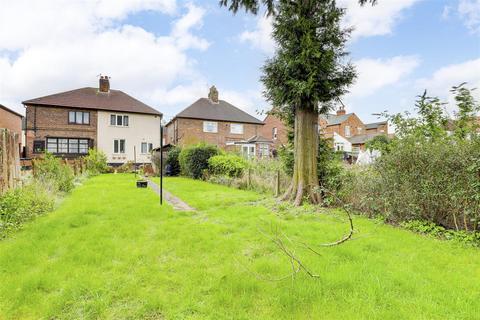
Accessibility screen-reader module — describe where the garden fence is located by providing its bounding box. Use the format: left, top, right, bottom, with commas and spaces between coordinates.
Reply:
0, 129, 21, 194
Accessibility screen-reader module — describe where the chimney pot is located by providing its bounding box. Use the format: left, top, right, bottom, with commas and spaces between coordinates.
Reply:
99, 75, 110, 93
337, 106, 346, 116
208, 85, 219, 103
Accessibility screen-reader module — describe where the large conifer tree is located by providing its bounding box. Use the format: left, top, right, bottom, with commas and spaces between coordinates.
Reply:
221, 0, 374, 205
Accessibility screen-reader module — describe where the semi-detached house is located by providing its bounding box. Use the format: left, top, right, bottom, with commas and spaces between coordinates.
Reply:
23, 77, 162, 165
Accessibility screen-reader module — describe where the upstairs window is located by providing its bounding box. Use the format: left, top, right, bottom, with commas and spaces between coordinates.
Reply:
345, 125, 351, 137
272, 127, 278, 140
69, 111, 90, 125
110, 114, 129, 127
203, 121, 218, 133
230, 123, 244, 134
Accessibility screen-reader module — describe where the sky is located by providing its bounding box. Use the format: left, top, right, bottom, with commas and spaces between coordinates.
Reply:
0, 0, 479, 124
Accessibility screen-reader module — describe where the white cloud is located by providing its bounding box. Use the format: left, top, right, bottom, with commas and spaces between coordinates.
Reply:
416, 58, 480, 99
240, 16, 275, 54
0, 1, 213, 115
458, 0, 480, 34
240, 0, 419, 53
339, 0, 419, 40
349, 55, 420, 97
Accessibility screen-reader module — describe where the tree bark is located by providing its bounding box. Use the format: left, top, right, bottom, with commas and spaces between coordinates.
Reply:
282, 107, 321, 206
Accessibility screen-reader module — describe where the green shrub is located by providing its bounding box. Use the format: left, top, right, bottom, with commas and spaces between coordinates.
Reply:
166, 147, 181, 176
0, 182, 54, 238
208, 154, 247, 177
116, 161, 135, 173
33, 153, 75, 193
179, 144, 220, 179
84, 148, 109, 175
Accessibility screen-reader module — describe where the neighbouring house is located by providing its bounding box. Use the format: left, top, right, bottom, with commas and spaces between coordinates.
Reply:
0, 104, 23, 157
165, 86, 272, 158
23, 76, 162, 165
263, 105, 388, 155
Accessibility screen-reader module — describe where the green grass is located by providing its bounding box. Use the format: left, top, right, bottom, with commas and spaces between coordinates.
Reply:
1, 174, 479, 319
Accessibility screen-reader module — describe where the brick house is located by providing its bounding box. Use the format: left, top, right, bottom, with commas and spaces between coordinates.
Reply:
0, 104, 23, 157
262, 105, 388, 154
165, 86, 272, 158
23, 77, 162, 164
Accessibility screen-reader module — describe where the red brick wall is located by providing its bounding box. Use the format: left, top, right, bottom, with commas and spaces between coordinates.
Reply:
260, 114, 289, 148
0, 108, 22, 136
323, 114, 366, 138
166, 117, 263, 149
25, 105, 97, 158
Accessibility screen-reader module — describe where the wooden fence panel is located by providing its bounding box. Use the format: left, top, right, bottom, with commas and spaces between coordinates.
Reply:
0, 129, 21, 194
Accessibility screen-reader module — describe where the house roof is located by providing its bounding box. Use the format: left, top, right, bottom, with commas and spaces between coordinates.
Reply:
347, 133, 383, 145
365, 121, 387, 129
319, 113, 353, 126
0, 104, 23, 118
247, 135, 273, 143
22, 87, 161, 116
172, 98, 263, 125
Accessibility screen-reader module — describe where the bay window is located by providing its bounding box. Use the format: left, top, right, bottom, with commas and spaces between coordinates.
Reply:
46, 138, 90, 154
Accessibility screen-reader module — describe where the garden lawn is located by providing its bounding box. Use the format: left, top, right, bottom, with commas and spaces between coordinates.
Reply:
0, 174, 479, 319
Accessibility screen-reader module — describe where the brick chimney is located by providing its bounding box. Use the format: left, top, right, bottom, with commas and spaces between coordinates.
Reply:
337, 105, 346, 116
99, 75, 110, 93
208, 85, 219, 103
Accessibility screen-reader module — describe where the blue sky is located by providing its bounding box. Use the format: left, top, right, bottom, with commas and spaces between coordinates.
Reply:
0, 0, 479, 124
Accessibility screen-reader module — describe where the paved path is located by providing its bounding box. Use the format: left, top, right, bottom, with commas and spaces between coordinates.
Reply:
146, 178, 196, 211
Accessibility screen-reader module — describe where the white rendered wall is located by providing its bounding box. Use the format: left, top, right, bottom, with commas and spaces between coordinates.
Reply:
97, 111, 161, 164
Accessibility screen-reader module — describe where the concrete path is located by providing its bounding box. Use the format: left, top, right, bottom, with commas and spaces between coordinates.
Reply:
146, 178, 196, 211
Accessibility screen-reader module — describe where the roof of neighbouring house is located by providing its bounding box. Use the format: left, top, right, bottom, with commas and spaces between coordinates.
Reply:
247, 135, 273, 143
0, 104, 23, 118
172, 98, 263, 125
347, 133, 384, 145
365, 121, 387, 129
319, 113, 353, 126
22, 87, 161, 116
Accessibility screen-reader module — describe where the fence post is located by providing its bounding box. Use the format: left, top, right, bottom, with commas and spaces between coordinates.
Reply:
248, 168, 252, 188
275, 170, 280, 197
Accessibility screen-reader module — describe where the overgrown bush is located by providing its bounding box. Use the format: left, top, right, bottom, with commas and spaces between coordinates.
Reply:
166, 147, 181, 176
33, 153, 75, 192
208, 154, 247, 177
0, 182, 55, 238
116, 161, 135, 173
179, 144, 219, 179
342, 84, 480, 232
84, 148, 109, 175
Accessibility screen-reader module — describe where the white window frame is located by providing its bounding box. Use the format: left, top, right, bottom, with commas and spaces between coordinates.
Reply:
110, 114, 129, 127
230, 123, 244, 134
345, 125, 351, 137
203, 121, 218, 133
272, 127, 278, 140
141, 142, 148, 154
113, 139, 126, 154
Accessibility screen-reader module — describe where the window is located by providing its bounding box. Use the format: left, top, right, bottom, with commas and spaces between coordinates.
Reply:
33, 140, 45, 153
110, 114, 129, 127
114, 139, 126, 154
203, 121, 218, 133
345, 125, 351, 137
45, 138, 90, 154
69, 111, 90, 124
335, 143, 344, 151
148, 143, 153, 152
141, 142, 148, 154
259, 144, 269, 158
358, 127, 363, 134
272, 127, 278, 140
230, 123, 244, 134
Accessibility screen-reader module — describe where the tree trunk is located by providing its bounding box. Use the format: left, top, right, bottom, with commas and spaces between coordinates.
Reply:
282, 107, 321, 206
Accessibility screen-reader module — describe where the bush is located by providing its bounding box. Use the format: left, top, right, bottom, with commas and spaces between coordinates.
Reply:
208, 154, 247, 177
179, 144, 220, 179
84, 148, 109, 175
166, 147, 181, 176
0, 182, 55, 238
341, 85, 480, 231
33, 153, 75, 192
116, 161, 135, 173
